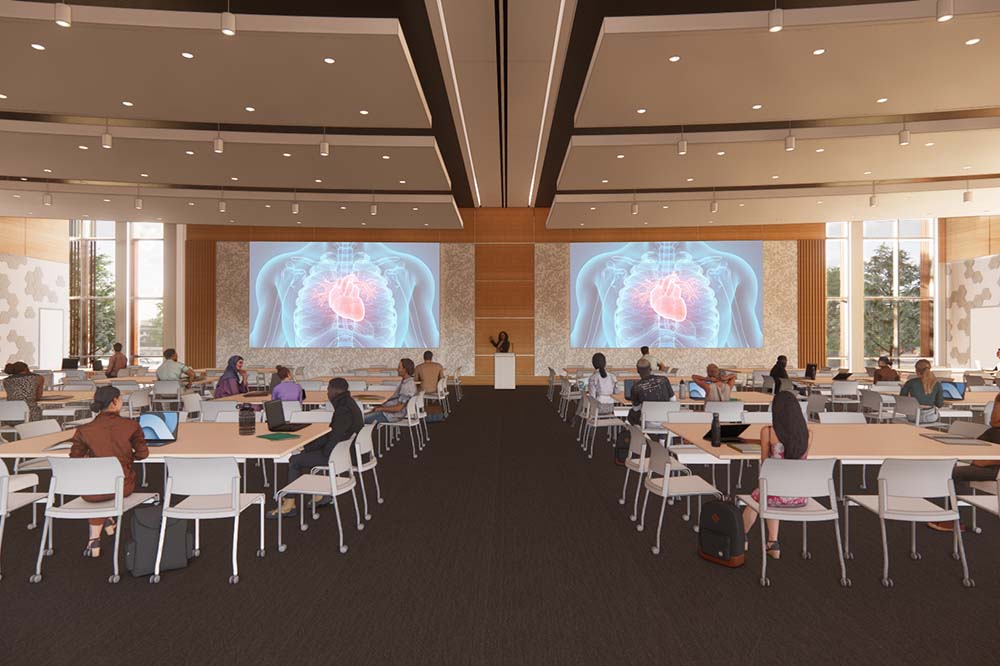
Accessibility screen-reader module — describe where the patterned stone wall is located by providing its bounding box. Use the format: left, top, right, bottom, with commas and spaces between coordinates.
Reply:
215, 242, 475, 377
0, 253, 69, 366
945, 253, 1000, 366
534, 241, 798, 375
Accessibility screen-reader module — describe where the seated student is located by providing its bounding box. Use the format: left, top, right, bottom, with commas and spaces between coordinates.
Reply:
156, 348, 196, 384
271, 366, 305, 402
899, 359, 943, 423
587, 353, 617, 405
365, 358, 417, 424
873, 355, 900, 383
639, 346, 667, 372
268, 377, 364, 518
2, 361, 44, 421
692, 364, 735, 401
414, 351, 445, 391
928, 393, 1000, 532
69, 385, 149, 557
105, 342, 128, 378
769, 355, 789, 382
742, 391, 812, 559
213, 355, 249, 398
627, 359, 674, 425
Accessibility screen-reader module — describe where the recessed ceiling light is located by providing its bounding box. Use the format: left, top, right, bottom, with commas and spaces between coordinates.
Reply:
265, 204, 271, 208
738, 203, 745, 207
751, 104, 763, 110
359, 110, 369, 116
78, 144, 88, 150
412, 207, 419, 211
244, 106, 255, 112
19, 177, 27, 181
661, 205, 669, 209
589, 206, 596, 211
616, 154, 624, 159
817, 200, 824, 204
601, 179, 609, 183
43, 168, 52, 173
324, 57, 336, 64
361, 221, 367, 226
771, 175, 780, 179
636, 108, 647, 114
103, 198, 111, 202
30, 43, 45, 51
863, 170, 872, 175
282, 152, 292, 158
399, 179, 407, 184
13, 194, 21, 198
643, 222, 648, 225
121, 100, 134, 107
668, 55, 681, 63
962, 165, 972, 170
579, 223, 585, 226
924, 141, 935, 147
185, 150, 194, 155
815, 148, 825, 153
423, 223, 429, 227
686, 177, 694, 182
315, 179, 323, 183
381, 155, 390, 160
0, 93, 7, 99
965, 38, 981, 46
140, 173, 149, 178
716, 151, 726, 156
812, 48, 826, 56
188, 201, 195, 206
708, 220, 714, 224
876, 97, 888, 104
339, 206, 347, 210
230, 176, 239, 181
181, 51, 194, 59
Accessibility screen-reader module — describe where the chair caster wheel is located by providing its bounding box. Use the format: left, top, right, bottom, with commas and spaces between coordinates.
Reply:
29, 574, 42, 583
256, 549, 265, 558
881, 578, 894, 588
618, 498, 626, 505
364, 514, 372, 520
963, 577, 975, 588
277, 544, 287, 553
636, 525, 644, 532
27, 523, 37, 531
667, 499, 675, 506
300, 523, 309, 532
149, 575, 160, 584
910, 552, 922, 561
973, 526, 982, 534
844, 552, 854, 560
311, 513, 320, 520
693, 525, 700, 533
44, 548, 53, 557
377, 498, 384, 504
951, 552, 961, 561
192, 549, 201, 558
802, 551, 812, 560
629, 514, 637, 522
358, 524, 365, 531
651, 546, 660, 555
229, 575, 239, 585
108, 575, 120, 584
760, 577, 771, 587
339, 545, 348, 554
840, 577, 852, 588
682, 514, 690, 522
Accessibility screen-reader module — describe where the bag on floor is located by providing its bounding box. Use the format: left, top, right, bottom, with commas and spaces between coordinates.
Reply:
125, 505, 194, 577
613, 428, 630, 465
697, 500, 745, 567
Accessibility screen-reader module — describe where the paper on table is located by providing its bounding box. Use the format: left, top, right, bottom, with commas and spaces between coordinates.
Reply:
44, 441, 74, 451
256, 433, 301, 441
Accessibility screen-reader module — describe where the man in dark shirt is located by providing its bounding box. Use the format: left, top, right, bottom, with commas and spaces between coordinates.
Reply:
769, 355, 789, 382
268, 377, 364, 518
627, 359, 674, 425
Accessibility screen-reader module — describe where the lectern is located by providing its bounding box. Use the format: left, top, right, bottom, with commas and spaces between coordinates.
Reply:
494, 353, 516, 390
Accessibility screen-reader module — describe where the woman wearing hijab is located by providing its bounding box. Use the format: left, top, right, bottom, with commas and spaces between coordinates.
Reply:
742, 391, 812, 560
69, 385, 149, 557
213, 355, 249, 398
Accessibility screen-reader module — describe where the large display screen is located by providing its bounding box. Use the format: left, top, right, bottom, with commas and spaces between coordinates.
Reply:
249, 242, 440, 348
569, 241, 764, 349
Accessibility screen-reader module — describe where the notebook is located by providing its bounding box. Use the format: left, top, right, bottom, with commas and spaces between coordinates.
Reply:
44, 440, 74, 451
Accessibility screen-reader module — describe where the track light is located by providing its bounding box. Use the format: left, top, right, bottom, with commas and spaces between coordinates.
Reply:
43, 192, 53, 206
134, 196, 143, 210
631, 202, 639, 216
55, 3, 72, 28
213, 134, 224, 154
221, 10, 236, 36
784, 134, 796, 152
291, 202, 300, 215
768, 7, 783, 33
710, 199, 719, 214
218, 199, 226, 213
936, 0, 954, 22
370, 203, 378, 216
899, 128, 910, 146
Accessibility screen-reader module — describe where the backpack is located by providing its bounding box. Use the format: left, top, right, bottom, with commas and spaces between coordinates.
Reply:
125, 505, 194, 577
697, 500, 745, 567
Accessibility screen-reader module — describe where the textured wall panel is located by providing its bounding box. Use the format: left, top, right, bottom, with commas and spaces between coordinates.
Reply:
184, 239, 216, 369
945, 253, 1000, 366
0, 252, 69, 366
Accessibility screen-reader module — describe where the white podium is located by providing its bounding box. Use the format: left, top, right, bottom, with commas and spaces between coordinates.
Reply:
494, 353, 516, 390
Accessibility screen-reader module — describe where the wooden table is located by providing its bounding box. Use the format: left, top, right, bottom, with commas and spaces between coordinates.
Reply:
612, 391, 772, 406
214, 390, 393, 406
307, 375, 400, 385
1, 391, 93, 405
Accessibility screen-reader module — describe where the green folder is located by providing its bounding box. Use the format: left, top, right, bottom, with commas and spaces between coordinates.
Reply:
256, 433, 301, 441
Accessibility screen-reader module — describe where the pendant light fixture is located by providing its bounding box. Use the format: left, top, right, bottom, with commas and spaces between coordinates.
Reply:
292, 191, 299, 215
898, 116, 910, 146
964, 180, 973, 203
320, 128, 330, 157
134, 185, 143, 211
677, 126, 687, 156
936, 0, 954, 23
43, 187, 53, 206
218, 188, 227, 213
221, 2, 236, 36
630, 191, 639, 216
768, 3, 783, 33
869, 181, 878, 208
213, 126, 224, 154
55, 3, 72, 28
784, 122, 796, 152
101, 118, 112, 149
710, 188, 719, 214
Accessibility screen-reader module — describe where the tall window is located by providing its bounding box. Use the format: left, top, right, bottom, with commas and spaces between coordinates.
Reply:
131, 222, 164, 367
862, 219, 935, 366
825, 221, 849, 369
68, 220, 117, 363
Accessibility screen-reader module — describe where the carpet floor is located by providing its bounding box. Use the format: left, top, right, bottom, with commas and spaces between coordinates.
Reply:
1, 387, 998, 665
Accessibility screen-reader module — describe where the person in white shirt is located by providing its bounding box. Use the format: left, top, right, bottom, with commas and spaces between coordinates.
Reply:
155, 348, 195, 383
587, 352, 617, 404
639, 346, 667, 372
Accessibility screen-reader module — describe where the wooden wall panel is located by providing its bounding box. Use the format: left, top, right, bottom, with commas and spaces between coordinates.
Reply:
184, 239, 216, 369
0, 217, 27, 256
474, 208, 536, 243
474, 319, 534, 355
797, 239, 826, 367
25, 219, 69, 262
475, 281, 534, 318
941, 216, 991, 262
991, 217, 1000, 255
475, 244, 533, 281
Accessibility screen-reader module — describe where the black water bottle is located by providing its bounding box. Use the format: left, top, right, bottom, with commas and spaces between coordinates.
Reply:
238, 403, 256, 436
710, 411, 721, 447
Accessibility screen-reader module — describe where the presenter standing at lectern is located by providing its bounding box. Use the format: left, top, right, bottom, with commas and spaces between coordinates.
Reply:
490, 331, 511, 353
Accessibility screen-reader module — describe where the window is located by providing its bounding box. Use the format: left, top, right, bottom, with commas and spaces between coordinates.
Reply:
131, 222, 164, 367
68, 220, 117, 363
862, 219, 935, 367
825, 222, 848, 369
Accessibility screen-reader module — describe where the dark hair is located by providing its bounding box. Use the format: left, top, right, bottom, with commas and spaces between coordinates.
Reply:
592, 352, 607, 379
163, 348, 176, 359
498, 331, 508, 341
640, 346, 650, 355
423, 351, 433, 361
277, 366, 292, 380
90, 385, 121, 413
878, 355, 891, 366
1, 363, 12, 375
329, 377, 349, 394
8, 361, 29, 375
400, 358, 415, 377
777, 355, 787, 364
113, 342, 123, 352
771, 391, 808, 460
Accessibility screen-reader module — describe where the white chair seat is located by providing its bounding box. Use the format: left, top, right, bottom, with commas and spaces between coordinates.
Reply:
644, 474, 720, 498
668, 445, 730, 466
594, 416, 626, 427
738, 495, 838, 522
41, 408, 81, 418
280, 473, 356, 497
352, 459, 377, 473
7, 491, 47, 512
9, 473, 40, 492
959, 494, 999, 516
846, 494, 959, 522
626, 455, 687, 475
47, 492, 158, 519
166, 493, 264, 519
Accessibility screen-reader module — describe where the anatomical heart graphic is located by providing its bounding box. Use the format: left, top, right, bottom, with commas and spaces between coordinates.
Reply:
649, 275, 688, 322
327, 275, 366, 322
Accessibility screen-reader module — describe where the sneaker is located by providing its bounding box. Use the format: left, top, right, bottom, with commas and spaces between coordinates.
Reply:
266, 504, 298, 520
927, 521, 967, 533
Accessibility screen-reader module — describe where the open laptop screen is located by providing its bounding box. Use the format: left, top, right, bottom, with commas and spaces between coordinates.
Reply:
940, 382, 966, 400
688, 381, 706, 399
139, 412, 179, 444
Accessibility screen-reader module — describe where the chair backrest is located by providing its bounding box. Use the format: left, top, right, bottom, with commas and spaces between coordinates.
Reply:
761, 376, 775, 392
645, 439, 673, 483
878, 459, 956, 499
0, 400, 29, 422
964, 374, 986, 387
354, 424, 376, 458
404, 396, 420, 421
859, 390, 883, 413
14, 419, 62, 439
751, 371, 767, 386
805, 393, 828, 417
300, 380, 327, 391
759, 458, 836, 501
666, 411, 713, 424
200, 400, 237, 422
49, 457, 123, 496
181, 393, 202, 414
281, 400, 301, 420
62, 382, 96, 391
742, 411, 773, 424
947, 421, 990, 438
216, 411, 241, 423
165, 457, 240, 502
893, 395, 921, 421
153, 380, 181, 396
776, 377, 797, 394
289, 410, 331, 423
818, 412, 868, 424
436, 377, 448, 395
628, 424, 648, 457
969, 386, 1000, 393
704, 401, 744, 422
831, 380, 859, 397
62, 369, 86, 380
875, 381, 901, 388
347, 380, 367, 392
328, 437, 356, 479
641, 401, 680, 423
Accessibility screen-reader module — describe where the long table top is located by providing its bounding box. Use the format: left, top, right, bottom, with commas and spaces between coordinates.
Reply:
307, 375, 401, 384
213, 390, 393, 406
612, 391, 773, 406
1, 390, 92, 405
665, 422, 1000, 461
0, 422, 330, 460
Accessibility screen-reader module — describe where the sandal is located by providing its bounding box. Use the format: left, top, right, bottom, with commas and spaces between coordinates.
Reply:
766, 541, 781, 560
83, 537, 101, 558
103, 517, 117, 537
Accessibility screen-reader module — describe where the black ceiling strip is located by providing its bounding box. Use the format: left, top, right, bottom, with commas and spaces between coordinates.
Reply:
494, 0, 505, 208
503, 0, 509, 208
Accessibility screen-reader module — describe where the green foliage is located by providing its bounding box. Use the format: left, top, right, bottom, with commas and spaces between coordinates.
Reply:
92, 250, 116, 354
862, 242, 925, 358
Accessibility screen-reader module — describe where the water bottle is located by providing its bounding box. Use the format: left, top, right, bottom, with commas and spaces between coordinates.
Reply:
678, 381, 687, 400
238, 403, 256, 436
710, 411, 721, 447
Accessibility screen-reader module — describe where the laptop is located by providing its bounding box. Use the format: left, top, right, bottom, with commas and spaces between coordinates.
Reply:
940, 381, 967, 400
833, 371, 853, 381
61, 358, 79, 370
138, 411, 180, 446
622, 379, 636, 397
92, 359, 104, 371
263, 399, 309, 432
805, 364, 817, 380
687, 381, 706, 399
703, 423, 751, 443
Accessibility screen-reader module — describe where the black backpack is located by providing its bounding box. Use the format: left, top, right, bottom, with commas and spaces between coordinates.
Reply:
697, 500, 745, 567
125, 505, 194, 577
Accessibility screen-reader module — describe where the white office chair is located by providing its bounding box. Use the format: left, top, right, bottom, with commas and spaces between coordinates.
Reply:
280, 400, 302, 422
663, 411, 731, 488
761, 376, 776, 394
201, 401, 238, 423
830, 381, 860, 411
60, 381, 95, 391
125, 388, 151, 418
860, 390, 892, 423
738, 458, 850, 588
277, 438, 363, 554
12, 419, 62, 477
414, 391, 430, 444
109, 380, 141, 393
179, 393, 202, 422
620, 425, 689, 522
378, 399, 424, 459
300, 380, 327, 391
640, 401, 681, 438
0, 401, 30, 441
845, 459, 973, 588
960, 466, 1000, 535
151, 380, 182, 410
892, 395, 925, 425
423, 376, 451, 418
805, 394, 828, 422
818, 412, 868, 424
558, 377, 582, 421
289, 410, 331, 424
0, 459, 46, 580
447, 366, 464, 402
742, 412, 773, 424
31, 457, 158, 584
968, 386, 999, 393
347, 380, 367, 392
581, 395, 626, 460
637, 440, 722, 554
547, 368, 557, 402
705, 401, 744, 423
151, 457, 264, 584
351, 424, 383, 520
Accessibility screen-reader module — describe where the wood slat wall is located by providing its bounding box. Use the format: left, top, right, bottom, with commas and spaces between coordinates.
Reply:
0, 217, 69, 263
940, 216, 1000, 262
797, 239, 827, 368
184, 239, 216, 369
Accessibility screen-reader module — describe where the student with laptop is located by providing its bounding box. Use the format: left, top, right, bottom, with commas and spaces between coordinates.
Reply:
899, 359, 943, 423
627, 359, 673, 425
68, 385, 150, 558
873, 355, 900, 383
269, 377, 364, 519
692, 364, 735, 401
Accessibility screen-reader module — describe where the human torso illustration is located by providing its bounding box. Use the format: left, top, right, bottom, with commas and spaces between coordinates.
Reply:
570, 241, 763, 348
250, 242, 439, 348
